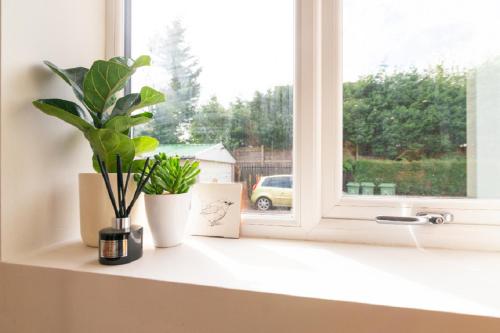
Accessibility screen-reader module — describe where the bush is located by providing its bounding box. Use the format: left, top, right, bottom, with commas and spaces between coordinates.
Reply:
345, 158, 466, 196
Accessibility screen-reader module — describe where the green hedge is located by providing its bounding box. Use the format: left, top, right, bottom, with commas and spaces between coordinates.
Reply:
345, 158, 466, 196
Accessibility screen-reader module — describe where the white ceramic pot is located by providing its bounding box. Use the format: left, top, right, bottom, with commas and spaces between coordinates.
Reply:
144, 193, 191, 247
79, 173, 145, 247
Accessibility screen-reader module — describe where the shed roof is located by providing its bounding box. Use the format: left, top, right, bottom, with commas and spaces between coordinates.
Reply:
156, 144, 215, 157
154, 143, 236, 164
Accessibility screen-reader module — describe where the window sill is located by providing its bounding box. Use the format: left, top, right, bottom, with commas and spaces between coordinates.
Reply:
7, 235, 500, 319
242, 219, 500, 252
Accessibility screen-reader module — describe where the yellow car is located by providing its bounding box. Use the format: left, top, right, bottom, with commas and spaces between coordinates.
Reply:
251, 175, 293, 211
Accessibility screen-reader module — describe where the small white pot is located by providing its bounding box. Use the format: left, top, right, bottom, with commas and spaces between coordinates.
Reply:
79, 173, 145, 247
144, 193, 191, 247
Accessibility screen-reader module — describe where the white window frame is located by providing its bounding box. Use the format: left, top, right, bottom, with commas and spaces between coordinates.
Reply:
114, 0, 311, 230
320, 0, 500, 223
108, 0, 500, 251
315, 0, 500, 251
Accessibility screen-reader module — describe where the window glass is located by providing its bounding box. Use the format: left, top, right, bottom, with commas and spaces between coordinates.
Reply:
130, 0, 295, 213
343, 0, 500, 199
262, 178, 273, 187
280, 177, 292, 189
286, 177, 293, 189
263, 178, 281, 188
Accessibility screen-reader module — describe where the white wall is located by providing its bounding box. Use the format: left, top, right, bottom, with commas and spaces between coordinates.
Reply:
198, 161, 234, 183
0, 0, 105, 259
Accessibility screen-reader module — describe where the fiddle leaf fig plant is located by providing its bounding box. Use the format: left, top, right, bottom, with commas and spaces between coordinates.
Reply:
135, 153, 201, 195
33, 55, 165, 172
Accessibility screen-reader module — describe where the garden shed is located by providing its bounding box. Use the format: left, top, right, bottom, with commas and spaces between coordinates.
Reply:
154, 143, 236, 183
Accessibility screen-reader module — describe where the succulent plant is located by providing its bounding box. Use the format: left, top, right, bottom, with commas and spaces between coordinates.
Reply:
136, 153, 201, 195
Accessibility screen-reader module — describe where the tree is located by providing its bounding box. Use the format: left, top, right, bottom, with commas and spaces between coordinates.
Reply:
343, 66, 466, 160
190, 97, 230, 145
227, 99, 254, 150
137, 20, 202, 143
249, 86, 293, 150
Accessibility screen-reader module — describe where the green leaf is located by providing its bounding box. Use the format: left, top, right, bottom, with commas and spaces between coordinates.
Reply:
111, 86, 165, 117
133, 112, 153, 119
44, 61, 88, 102
109, 57, 132, 67
133, 86, 165, 111
33, 99, 93, 132
109, 55, 151, 69
110, 93, 140, 117
86, 128, 136, 173
132, 136, 159, 155
83, 60, 133, 114
103, 113, 152, 132
131, 55, 151, 68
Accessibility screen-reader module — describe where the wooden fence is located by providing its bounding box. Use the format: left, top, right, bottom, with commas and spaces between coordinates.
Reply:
232, 146, 292, 164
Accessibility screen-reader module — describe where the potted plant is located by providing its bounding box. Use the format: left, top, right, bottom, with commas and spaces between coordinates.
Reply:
136, 153, 200, 247
32, 55, 165, 247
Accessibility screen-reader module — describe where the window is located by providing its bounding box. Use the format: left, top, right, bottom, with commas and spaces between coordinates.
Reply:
126, 0, 296, 217
323, 0, 500, 226
342, 0, 500, 200
113, 0, 500, 247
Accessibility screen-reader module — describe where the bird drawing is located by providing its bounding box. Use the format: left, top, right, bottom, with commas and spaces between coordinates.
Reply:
200, 200, 234, 226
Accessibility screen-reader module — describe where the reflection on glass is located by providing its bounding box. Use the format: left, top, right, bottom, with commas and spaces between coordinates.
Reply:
131, 0, 294, 213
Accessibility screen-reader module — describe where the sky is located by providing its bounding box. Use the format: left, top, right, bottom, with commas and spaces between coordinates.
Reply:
131, 0, 293, 106
343, 0, 500, 82
131, 0, 500, 105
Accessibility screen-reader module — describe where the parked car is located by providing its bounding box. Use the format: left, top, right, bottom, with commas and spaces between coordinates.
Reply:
251, 175, 292, 211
